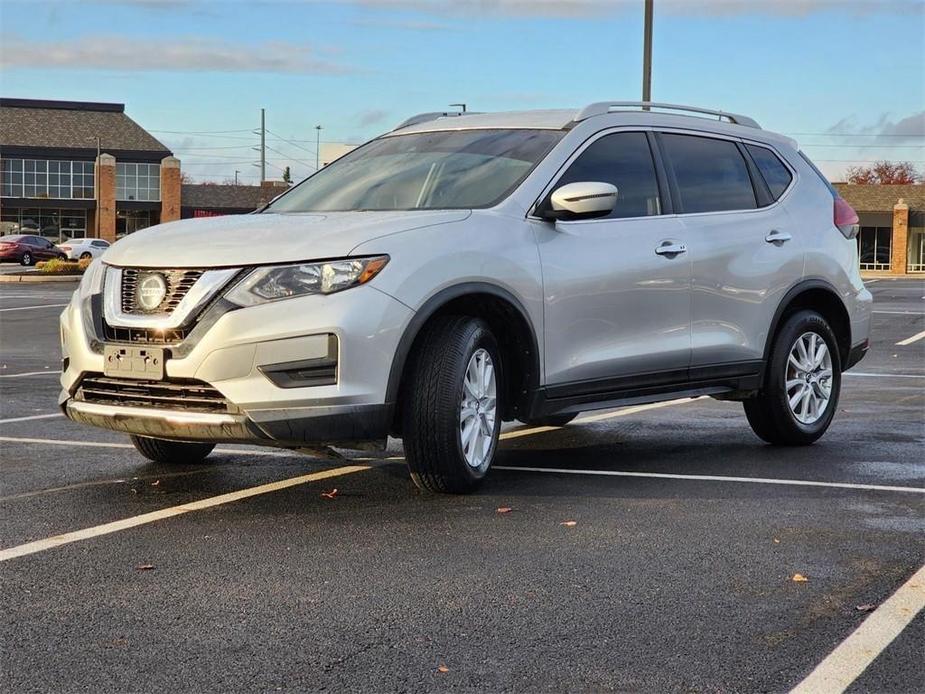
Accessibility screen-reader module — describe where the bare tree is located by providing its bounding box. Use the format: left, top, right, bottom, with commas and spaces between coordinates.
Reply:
845, 161, 921, 185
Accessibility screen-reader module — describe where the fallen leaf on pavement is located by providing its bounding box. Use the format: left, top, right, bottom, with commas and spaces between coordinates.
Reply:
856, 603, 876, 612
496, 507, 512, 514
437, 665, 449, 673
151, 480, 161, 487
320, 488, 338, 499
791, 573, 809, 582
773, 538, 780, 544
560, 520, 577, 527
135, 564, 155, 571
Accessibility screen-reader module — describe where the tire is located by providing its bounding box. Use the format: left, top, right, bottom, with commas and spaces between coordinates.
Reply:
79, 252, 92, 260
130, 435, 215, 464
401, 316, 502, 494
20, 252, 33, 266
743, 310, 841, 445
522, 413, 577, 427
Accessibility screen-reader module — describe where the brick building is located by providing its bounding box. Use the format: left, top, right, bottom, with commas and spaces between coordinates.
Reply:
835, 183, 925, 276
0, 98, 179, 242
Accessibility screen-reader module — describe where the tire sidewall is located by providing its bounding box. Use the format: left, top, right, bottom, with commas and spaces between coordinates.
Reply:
21, 252, 32, 266
768, 310, 842, 440
451, 322, 503, 484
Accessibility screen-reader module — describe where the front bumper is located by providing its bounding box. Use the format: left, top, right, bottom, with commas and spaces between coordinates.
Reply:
60, 282, 412, 447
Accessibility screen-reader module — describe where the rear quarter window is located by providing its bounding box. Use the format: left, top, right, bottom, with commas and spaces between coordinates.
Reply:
745, 144, 793, 200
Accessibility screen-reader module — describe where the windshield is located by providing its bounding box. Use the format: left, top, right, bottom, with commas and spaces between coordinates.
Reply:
267, 129, 564, 212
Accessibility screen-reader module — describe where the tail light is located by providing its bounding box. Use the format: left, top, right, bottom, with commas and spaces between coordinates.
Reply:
834, 196, 859, 239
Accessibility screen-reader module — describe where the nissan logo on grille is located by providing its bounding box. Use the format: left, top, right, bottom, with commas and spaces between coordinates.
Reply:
137, 272, 168, 311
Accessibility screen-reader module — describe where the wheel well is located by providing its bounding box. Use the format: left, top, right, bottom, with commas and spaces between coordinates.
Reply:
772, 287, 851, 367
392, 292, 538, 432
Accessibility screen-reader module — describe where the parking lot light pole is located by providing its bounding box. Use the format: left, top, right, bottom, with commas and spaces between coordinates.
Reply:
315, 125, 322, 170
642, 0, 653, 106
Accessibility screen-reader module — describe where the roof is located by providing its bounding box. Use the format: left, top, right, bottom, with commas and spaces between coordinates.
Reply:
0, 98, 171, 154
181, 183, 265, 211
834, 183, 925, 212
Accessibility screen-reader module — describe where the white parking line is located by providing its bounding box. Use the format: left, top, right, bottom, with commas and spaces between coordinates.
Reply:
844, 372, 925, 379
872, 310, 925, 316
0, 435, 305, 458
492, 466, 925, 495
0, 413, 63, 424
0, 303, 68, 312
790, 562, 925, 693
0, 370, 59, 378
0, 464, 371, 562
896, 329, 925, 346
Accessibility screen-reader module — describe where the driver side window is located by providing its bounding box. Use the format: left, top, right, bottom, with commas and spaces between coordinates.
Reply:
556, 132, 662, 219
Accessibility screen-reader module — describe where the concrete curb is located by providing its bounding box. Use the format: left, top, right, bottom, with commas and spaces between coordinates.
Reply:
0, 274, 81, 283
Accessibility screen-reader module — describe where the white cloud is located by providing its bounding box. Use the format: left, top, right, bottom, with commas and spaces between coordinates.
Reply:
827, 111, 925, 144
0, 34, 350, 74
356, 109, 391, 127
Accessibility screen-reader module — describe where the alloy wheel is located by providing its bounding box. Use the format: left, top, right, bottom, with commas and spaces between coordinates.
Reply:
459, 348, 497, 470
785, 331, 833, 425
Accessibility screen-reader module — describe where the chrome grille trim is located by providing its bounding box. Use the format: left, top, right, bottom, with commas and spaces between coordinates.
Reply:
121, 268, 204, 314
103, 265, 241, 330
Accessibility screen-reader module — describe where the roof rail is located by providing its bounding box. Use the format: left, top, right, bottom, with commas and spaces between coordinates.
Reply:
574, 102, 761, 129
392, 111, 479, 131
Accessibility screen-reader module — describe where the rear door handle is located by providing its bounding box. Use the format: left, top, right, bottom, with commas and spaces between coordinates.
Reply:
655, 240, 687, 257
765, 230, 792, 244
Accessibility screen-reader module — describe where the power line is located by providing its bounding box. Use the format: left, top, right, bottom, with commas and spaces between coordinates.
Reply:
800, 143, 925, 149
266, 129, 317, 157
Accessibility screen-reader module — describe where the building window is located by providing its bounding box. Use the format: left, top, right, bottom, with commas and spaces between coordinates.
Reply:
116, 162, 160, 202
0, 208, 87, 242
116, 209, 157, 237
0, 159, 94, 199
857, 226, 892, 272
908, 227, 925, 274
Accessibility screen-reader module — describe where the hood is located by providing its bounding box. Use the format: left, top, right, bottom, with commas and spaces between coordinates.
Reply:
102, 210, 471, 268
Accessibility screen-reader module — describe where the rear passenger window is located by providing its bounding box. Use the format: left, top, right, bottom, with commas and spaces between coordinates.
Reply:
746, 144, 792, 200
660, 134, 756, 213
555, 132, 661, 218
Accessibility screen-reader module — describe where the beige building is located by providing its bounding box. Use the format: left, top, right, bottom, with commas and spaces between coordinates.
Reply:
835, 183, 925, 276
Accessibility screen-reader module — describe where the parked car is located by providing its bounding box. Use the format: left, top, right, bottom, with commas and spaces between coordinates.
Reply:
0, 234, 68, 265
60, 102, 871, 493
57, 238, 111, 261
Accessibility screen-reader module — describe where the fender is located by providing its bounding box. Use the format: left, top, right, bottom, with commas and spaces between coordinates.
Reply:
384, 281, 541, 407
761, 277, 849, 365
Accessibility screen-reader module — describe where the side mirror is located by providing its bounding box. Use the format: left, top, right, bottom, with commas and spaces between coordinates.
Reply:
541, 181, 617, 221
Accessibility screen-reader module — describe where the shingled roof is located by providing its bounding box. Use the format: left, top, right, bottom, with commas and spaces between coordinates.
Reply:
834, 183, 925, 213
0, 98, 171, 155
181, 184, 266, 211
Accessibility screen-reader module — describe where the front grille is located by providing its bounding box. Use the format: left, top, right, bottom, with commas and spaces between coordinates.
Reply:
75, 375, 232, 413
103, 323, 189, 345
121, 268, 204, 314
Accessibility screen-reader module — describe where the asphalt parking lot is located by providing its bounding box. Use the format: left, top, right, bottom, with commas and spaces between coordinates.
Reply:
1, 278, 923, 693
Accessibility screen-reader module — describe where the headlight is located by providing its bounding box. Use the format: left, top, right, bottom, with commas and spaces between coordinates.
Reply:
78, 259, 106, 300
225, 255, 389, 307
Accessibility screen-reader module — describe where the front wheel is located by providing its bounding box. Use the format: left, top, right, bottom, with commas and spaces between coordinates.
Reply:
743, 310, 841, 445
130, 435, 215, 464
402, 316, 502, 494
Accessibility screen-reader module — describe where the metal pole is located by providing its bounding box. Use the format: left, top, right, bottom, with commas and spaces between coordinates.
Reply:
315, 125, 322, 170
260, 108, 266, 183
234, 170, 240, 185
94, 136, 101, 238
642, 0, 653, 106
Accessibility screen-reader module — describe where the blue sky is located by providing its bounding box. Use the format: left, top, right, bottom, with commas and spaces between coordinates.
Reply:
1, 0, 922, 184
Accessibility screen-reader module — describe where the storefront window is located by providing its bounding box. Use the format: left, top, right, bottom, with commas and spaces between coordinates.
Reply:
908, 227, 925, 274
116, 209, 157, 237
857, 226, 892, 272
1, 159, 94, 199
0, 209, 87, 242
116, 163, 160, 202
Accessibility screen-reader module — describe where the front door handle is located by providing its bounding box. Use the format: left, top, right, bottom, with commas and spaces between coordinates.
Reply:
655, 240, 687, 257
765, 230, 792, 244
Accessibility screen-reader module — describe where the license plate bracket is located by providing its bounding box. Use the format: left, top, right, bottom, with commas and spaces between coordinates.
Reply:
103, 345, 165, 380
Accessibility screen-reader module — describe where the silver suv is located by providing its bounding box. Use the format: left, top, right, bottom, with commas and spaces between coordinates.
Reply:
60, 102, 872, 493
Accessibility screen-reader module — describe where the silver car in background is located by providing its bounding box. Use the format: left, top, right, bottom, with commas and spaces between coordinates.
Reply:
60, 102, 871, 493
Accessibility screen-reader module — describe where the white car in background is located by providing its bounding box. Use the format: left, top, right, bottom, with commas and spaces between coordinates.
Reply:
57, 238, 110, 260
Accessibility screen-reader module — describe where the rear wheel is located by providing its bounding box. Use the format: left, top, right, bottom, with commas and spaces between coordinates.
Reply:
20, 252, 33, 266
79, 252, 92, 260
402, 316, 502, 494
743, 310, 841, 445
130, 435, 215, 464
